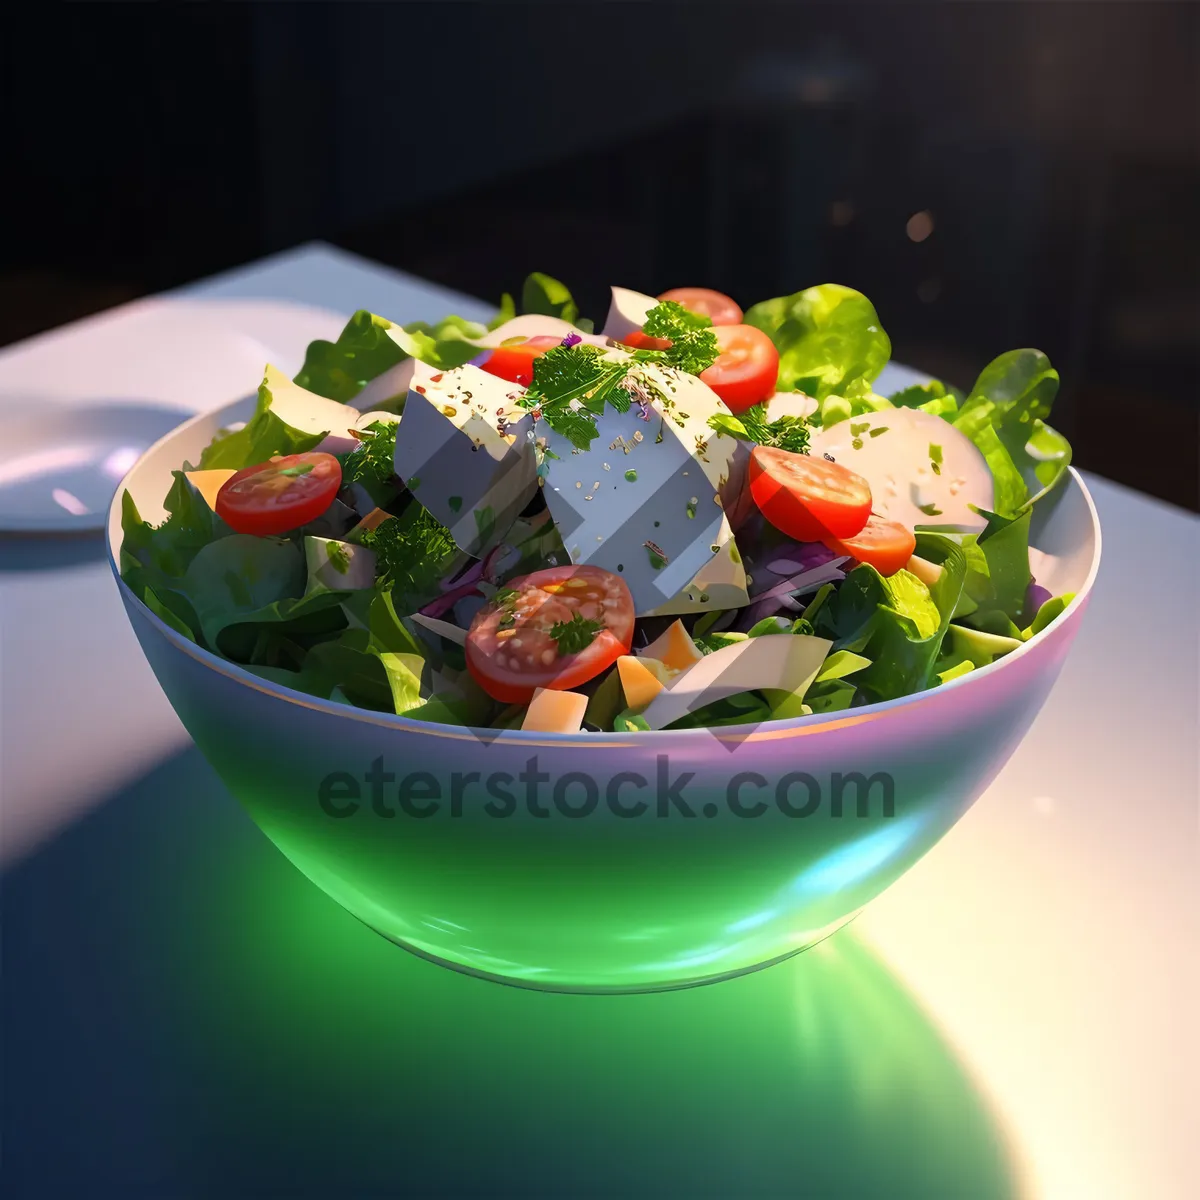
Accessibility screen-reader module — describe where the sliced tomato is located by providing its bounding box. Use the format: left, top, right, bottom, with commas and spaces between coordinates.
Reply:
657, 287, 743, 326
824, 513, 916, 577
478, 335, 564, 386
215, 452, 342, 537
748, 445, 872, 541
466, 565, 635, 703
620, 329, 673, 352
699, 325, 780, 414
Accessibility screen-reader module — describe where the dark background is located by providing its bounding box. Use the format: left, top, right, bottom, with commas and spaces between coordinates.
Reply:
4, 1, 1198, 509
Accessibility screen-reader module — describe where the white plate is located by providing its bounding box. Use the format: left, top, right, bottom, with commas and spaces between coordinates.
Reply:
0, 401, 190, 532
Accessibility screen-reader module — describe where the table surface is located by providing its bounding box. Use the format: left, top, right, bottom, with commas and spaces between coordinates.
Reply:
1, 243, 1195, 1199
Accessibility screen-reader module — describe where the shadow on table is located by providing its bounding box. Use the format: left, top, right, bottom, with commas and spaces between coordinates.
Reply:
0, 529, 109, 572
1, 748, 1022, 1200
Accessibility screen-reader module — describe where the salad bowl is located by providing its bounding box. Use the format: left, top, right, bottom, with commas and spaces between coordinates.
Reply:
107, 389, 1100, 993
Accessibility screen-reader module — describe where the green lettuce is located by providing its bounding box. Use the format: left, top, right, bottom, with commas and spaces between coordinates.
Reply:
889, 378, 962, 420
743, 284, 891, 400
199, 371, 326, 470
1022, 593, 1075, 640
386, 313, 491, 371
814, 532, 966, 702
293, 310, 408, 403
953, 349, 1072, 514
521, 272, 591, 330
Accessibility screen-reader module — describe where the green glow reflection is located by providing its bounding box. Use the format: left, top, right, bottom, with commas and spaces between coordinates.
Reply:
165, 832, 1021, 1198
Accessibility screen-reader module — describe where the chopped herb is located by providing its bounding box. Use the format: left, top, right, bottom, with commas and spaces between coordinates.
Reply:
357, 502, 461, 605
685, 498, 697, 519
644, 540, 668, 570
341, 420, 398, 490
549, 613, 605, 657
929, 443, 944, 475
869, 426, 888, 438
325, 541, 352, 575
624, 469, 637, 482
278, 462, 315, 478
850, 422, 870, 437
518, 302, 721, 449
708, 404, 810, 454
917, 502, 943, 516
447, 495, 463, 513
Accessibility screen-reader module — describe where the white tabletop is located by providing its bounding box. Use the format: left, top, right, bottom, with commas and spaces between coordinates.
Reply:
1, 243, 1195, 1198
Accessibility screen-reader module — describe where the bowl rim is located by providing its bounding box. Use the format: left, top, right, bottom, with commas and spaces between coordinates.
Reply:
106, 397, 1102, 749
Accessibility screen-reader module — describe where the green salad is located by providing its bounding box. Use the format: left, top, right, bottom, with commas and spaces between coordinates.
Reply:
120, 276, 1075, 734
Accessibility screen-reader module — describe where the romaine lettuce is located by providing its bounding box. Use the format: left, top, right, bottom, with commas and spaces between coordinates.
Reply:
293, 310, 408, 403
743, 284, 891, 400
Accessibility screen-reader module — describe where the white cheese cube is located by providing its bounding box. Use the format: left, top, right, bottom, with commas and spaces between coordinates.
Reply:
538, 360, 742, 615
602, 286, 659, 341
304, 536, 377, 594
392, 363, 537, 556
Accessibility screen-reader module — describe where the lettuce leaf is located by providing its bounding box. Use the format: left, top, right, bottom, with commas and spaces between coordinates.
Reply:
521, 272, 584, 327
1022, 593, 1075, 640
199, 372, 326, 470
293, 310, 408, 403
813, 533, 966, 702
889, 378, 962, 419
743, 284, 891, 400
953, 349, 1071, 514
386, 313, 491, 371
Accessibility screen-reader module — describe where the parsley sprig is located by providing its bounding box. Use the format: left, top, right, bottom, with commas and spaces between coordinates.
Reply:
357, 501, 462, 606
549, 613, 605, 657
518, 302, 722, 450
341, 420, 398, 490
708, 404, 811, 454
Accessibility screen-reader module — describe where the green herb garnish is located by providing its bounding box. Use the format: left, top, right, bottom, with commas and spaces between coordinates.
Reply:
357, 502, 461, 604
341, 420, 398, 490
549, 613, 605, 657
917, 502, 944, 516
707, 404, 811, 454
929, 443, 943, 475
519, 302, 722, 450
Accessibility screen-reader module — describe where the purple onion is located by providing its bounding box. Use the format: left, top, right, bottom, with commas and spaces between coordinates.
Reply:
738, 560, 848, 628
466, 350, 493, 368
1026, 581, 1052, 615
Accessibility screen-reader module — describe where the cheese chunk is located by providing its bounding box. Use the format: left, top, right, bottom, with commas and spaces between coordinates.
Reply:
471, 315, 608, 350
259, 365, 360, 452
539, 359, 743, 615
602, 286, 659, 341
350, 358, 434, 413
184, 469, 236, 511
304, 536, 377, 594
616, 655, 673, 709
808, 406, 993, 534
392, 363, 537, 555
521, 687, 589, 734
639, 619, 703, 672
640, 634, 832, 731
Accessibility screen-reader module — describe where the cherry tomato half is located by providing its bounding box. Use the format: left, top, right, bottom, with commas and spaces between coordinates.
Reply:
620, 329, 673, 352
748, 445, 872, 542
215, 452, 342, 537
824, 513, 916, 577
657, 287, 743, 326
466, 565, 635, 704
479, 335, 564, 386
699, 325, 780, 414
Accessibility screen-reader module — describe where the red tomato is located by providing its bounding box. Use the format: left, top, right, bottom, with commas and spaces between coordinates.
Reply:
824, 513, 916, 577
479, 335, 563, 386
215, 452, 342, 537
699, 325, 780, 413
620, 329, 673, 352
748, 445, 872, 541
657, 287, 743, 326
466, 565, 635, 703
